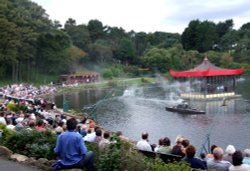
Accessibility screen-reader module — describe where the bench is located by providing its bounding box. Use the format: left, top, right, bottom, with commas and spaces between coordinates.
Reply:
137, 149, 182, 163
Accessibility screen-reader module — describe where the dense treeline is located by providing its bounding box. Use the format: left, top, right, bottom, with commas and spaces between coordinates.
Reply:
1, 0, 250, 83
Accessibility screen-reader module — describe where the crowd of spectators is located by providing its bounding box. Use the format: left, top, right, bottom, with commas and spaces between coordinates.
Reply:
136, 132, 250, 170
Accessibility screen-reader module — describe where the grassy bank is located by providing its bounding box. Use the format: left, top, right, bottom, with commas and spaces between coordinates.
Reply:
56, 77, 156, 94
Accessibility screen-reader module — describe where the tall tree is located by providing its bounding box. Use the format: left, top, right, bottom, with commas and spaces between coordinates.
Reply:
182, 20, 217, 52
116, 38, 136, 65
87, 19, 105, 43
64, 23, 91, 51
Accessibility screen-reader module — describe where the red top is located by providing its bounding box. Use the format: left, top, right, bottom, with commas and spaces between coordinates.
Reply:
170, 57, 244, 77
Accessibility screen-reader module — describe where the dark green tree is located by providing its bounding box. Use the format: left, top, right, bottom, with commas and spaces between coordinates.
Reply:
87, 19, 105, 43
116, 38, 136, 65
182, 20, 217, 52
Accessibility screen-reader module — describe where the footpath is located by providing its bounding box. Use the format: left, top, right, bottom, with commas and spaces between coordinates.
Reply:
0, 156, 42, 171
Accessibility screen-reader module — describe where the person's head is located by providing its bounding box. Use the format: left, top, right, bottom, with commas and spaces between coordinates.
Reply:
200, 152, 206, 159
232, 150, 243, 166
87, 128, 92, 134
163, 137, 171, 146
182, 139, 190, 148
175, 135, 184, 145
37, 119, 44, 127
210, 144, 218, 153
103, 131, 110, 139
225, 145, 236, 155
94, 126, 100, 132
142, 132, 148, 140
244, 149, 250, 157
28, 120, 36, 127
96, 128, 102, 136
158, 138, 164, 146
185, 145, 196, 158
213, 147, 224, 160
116, 131, 122, 136
66, 118, 78, 131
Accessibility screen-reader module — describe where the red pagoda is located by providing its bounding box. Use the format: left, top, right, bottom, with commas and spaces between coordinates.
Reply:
170, 56, 244, 99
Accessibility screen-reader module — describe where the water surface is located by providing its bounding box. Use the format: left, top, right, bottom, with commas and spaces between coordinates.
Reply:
52, 79, 250, 152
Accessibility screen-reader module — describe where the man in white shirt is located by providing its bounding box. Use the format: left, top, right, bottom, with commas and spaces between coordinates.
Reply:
136, 132, 152, 151
0, 112, 6, 125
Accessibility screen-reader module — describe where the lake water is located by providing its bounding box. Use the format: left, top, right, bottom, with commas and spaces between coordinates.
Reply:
52, 78, 250, 153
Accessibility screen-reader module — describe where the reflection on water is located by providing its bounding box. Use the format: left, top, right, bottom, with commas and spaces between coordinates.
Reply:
53, 80, 250, 151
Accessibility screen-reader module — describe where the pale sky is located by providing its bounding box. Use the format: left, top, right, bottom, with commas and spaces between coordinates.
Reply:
32, 0, 250, 34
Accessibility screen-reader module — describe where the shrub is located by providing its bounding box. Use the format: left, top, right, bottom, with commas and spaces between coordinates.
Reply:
0, 124, 11, 141
6, 103, 19, 112
145, 158, 191, 171
102, 69, 113, 79
2, 130, 56, 160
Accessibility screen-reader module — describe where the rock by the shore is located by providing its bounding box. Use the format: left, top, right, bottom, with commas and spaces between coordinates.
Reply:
0, 145, 13, 158
10, 153, 29, 162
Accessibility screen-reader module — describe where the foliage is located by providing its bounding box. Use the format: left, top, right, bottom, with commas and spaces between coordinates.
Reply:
97, 134, 122, 171
2, 130, 56, 160
6, 103, 19, 112
145, 158, 191, 171
0, 124, 11, 141
140, 47, 172, 72
96, 134, 148, 171
102, 65, 124, 79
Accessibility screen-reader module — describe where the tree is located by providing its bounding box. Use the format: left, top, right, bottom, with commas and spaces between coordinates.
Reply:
67, 46, 87, 73
220, 52, 233, 67
0, 18, 21, 81
116, 38, 136, 65
133, 32, 149, 57
87, 19, 105, 42
182, 20, 217, 52
87, 42, 113, 64
216, 19, 233, 39
64, 24, 91, 51
37, 30, 71, 74
140, 48, 172, 72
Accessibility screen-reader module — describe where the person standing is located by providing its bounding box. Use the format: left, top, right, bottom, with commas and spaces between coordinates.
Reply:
54, 118, 94, 171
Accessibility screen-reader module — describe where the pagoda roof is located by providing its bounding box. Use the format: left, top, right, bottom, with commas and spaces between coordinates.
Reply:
170, 56, 244, 77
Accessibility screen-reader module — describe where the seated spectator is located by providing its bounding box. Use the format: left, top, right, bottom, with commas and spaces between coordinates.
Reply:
76, 124, 87, 137
84, 128, 96, 142
207, 147, 231, 171
6, 118, 15, 130
181, 138, 190, 155
156, 137, 172, 154
243, 149, 250, 165
182, 145, 206, 170
35, 119, 45, 131
206, 144, 218, 159
99, 131, 110, 151
53, 118, 94, 171
15, 113, 25, 124
54, 121, 64, 135
229, 150, 250, 171
136, 132, 152, 151
93, 128, 103, 144
0, 112, 6, 125
154, 138, 164, 152
26, 120, 36, 131
116, 131, 129, 142
88, 119, 95, 129
223, 145, 236, 164
172, 135, 185, 157
14, 119, 24, 132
